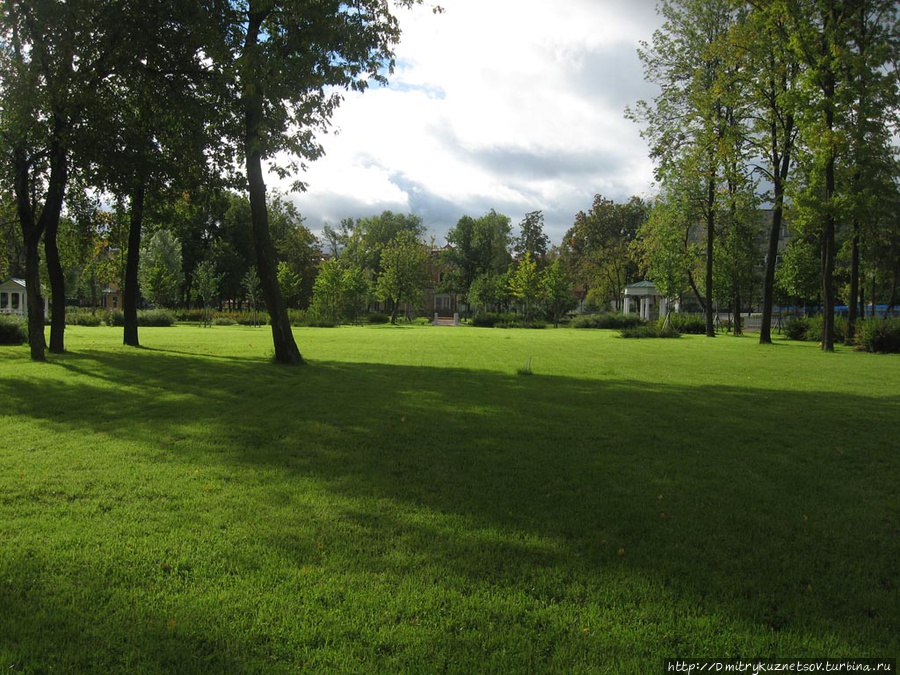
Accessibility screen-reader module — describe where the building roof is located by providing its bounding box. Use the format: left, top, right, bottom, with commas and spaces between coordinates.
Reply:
0, 278, 27, 291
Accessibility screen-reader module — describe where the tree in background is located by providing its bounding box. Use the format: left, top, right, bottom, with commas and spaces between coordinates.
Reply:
543, 258, 577, 327
376, 230, 430, 324
508, 252, 543, 322
563, 195, 646, 311
139, 229, 183, 308
193, 260, 222, 327
513, 211, 550, 263
269, 194, 320, 309
443, 210, 512, 307
631, 195, 701, 312
467, 271, 510, 315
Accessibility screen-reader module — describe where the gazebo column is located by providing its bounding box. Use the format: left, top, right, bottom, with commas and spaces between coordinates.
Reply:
623, 296, 631, 315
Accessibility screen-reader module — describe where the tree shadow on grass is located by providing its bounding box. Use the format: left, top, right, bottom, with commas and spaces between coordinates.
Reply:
0, 347, 898, 668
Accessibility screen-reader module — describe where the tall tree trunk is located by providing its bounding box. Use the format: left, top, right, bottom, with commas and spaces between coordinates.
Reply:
705, 174, 716, 338
243, 9, 303, 365
760, 115, 793, 345
13, 145, 46, 361
43, 131, 68, 354
821, 71, 837, 353
124, 184, 144, 347
847, 218, 860, 344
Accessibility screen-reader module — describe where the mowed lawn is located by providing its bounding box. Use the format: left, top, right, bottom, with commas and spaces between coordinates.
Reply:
0, 324, 897, 672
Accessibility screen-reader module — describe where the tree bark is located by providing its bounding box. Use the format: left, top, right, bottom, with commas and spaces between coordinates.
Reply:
759, 114, 793, 345
847, 218, 860, 344
43, 130, 68, 354
821, 70, 837, 353
243, 9, 303, 365
124, 184, 144, 347
13, 145, 46, 361
705, 174, 716, 338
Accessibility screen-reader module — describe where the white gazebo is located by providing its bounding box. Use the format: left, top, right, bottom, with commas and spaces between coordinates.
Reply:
623, 281, 668, 321
0, 278, 48, 318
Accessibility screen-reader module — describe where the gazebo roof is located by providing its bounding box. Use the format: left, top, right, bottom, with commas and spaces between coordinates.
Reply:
1, 278, 27, 291
624, 280, 660, 296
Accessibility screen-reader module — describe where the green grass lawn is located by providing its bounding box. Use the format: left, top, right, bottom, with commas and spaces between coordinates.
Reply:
1, 324, 897, 672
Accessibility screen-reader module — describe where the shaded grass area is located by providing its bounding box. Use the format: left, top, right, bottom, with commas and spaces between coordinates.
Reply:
0, 326, 898, 672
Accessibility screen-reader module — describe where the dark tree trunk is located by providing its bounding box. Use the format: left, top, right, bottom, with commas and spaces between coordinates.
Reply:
760, 114, 794, 345
705, 174, 716, 338
847, 218, 860, 344
821, 72, 837, 353
124, 184, 144, 347
243, 9, 303, 365
13, 145, 46, 361
39, 119, 69, 354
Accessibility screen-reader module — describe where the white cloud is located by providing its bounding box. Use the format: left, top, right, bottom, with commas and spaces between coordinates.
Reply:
275, 1, 663, 244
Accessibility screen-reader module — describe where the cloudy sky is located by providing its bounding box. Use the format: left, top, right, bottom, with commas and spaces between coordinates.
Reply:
276, 1, 665, 247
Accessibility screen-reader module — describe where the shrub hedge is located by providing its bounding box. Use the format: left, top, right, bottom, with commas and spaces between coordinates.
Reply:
0, 315, 27, 345
571, 313, 645, 330
856, 317, 900, 353
620, 324, 681, 339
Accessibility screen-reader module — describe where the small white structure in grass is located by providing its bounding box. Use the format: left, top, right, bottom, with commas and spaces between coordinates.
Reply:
623, 280, 676, 321
0, 278, 48, 318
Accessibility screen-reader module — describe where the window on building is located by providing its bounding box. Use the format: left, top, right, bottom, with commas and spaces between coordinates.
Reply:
11, 293, 20, 310
0, 292, 7, 310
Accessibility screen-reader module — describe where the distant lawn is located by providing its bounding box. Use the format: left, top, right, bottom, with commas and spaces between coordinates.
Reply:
1, 324, 897, 672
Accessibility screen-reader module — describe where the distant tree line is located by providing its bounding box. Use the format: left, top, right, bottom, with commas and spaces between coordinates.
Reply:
627, 0, 900, 349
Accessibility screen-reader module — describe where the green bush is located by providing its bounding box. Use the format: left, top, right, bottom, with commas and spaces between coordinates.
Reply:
0, 315, 27, 345
106, 310, 125, 327
665, 313, 705, 334
235, 312, 268, 326
571, 313, 645, 330
620, 324, 681, 339
472, 312, 514, 328
138, 309, 176, 327
367, 312, 390, 324
856, 317, 900, 353
212, 316, 237, 326
785, 315, 848, 343
784, 317, 809, 341
65, 309, 102, 327
287, 309, 308, 326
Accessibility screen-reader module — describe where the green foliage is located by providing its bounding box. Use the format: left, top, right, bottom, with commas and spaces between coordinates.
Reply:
665, 313, 706, 334
105, 309, 176, 327
856, 317, 900, 353
571, 313, 645, 330
375, 229, 429, 323
562, 195, 646, 309
785, 315, 848, 343
784, 317, 810, 341
620, 324, 681, 339
443, 210, 513, 297
542, 258, 577, 327
471, 312, 546, 329
367, 312, 390, 324
507, 251, 543, 321
64, 310, 102, 327
139, 230, 184, 308
0, 315, 26, 345
137, 309, 176, 327
471, 312, 516, 328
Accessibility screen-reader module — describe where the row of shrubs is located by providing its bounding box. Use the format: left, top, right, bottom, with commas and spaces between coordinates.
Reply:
471, 313, 547, 329
785, 315, 900, 353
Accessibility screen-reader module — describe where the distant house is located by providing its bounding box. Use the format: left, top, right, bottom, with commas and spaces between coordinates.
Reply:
0, 278, 48, 318
100, 281, 124, 311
